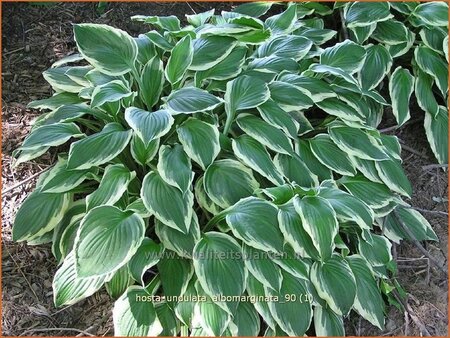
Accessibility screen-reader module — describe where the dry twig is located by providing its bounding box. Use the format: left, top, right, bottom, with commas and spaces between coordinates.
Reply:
20, 328, 95, 336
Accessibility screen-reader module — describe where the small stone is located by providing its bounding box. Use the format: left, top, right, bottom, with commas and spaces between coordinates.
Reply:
24, 45, 30, 53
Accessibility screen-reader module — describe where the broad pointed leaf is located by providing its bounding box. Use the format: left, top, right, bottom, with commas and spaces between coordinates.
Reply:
75, 206, 145, 277
294, 195, 338, 260
74, 24, 137, 76
204, 159, 259, 209
310, 255, 356, 315
141, 171, 193, 234
67, 123, 132, 170
176, 118, 220, 170
225, 197, 284, 253
86, 164, 136, 210
125, 107, 173, 146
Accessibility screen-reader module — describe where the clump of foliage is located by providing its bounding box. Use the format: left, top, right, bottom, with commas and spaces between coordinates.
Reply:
12, 1, 447, 336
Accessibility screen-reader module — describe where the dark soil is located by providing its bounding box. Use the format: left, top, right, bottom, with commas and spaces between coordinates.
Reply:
1, 2, 448, 337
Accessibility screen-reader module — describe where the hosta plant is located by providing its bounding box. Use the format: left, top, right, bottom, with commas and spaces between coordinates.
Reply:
12, 1, 447, 336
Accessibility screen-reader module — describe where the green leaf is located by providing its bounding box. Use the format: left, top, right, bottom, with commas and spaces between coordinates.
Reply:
248, 56, 299, 73
204, 159, 259, 209
265, 3, 297, 35
294, 195, 338, 260
443, 36, 449, 62
257, 35, 312, 61
340, 175, 395, 209
232, 135, 284, 186
329, 125, 388, 161
277, 73, 336, 102
40, 159, 97, 193
155, 302, 178, 336
74, 24, 137, 76
310, 255, 356, 315
113, 286, 162, 336
51, 200, 86, 263
294, 27, 336, 45
130, 135, 159, 166
166, 87, 223, 114
309, 134, 357, 176
234, 2, 273, 17
67, 123, 132, 170
320, 40, 366, 74
308, 65, 358, 89
174, 278, 196, 326
105, 265, 133, 299
415, 68, 440, 117
86, 164, 135, 210
159, 253, 194, 298
243, 244, 283, 292
126, 198, 152, 218
186, 9, 215, 27
157, 144, 193, 193
314, 306, 345, 336
359, 44, 392, 90
189, 36, 237, 71
383, 207, 438, 243
194, 176, 221, 215
193, 291, 231, 336
195, 46, 247, 83
145, 30, 174, 50
315, 97, 364, 122
375, 157, 412, 198
155, 214, 200, 258
318, 186, 374, 230
91, 80, 134, 108
257, 99, 299, 139
246, 274, 277, 329
34, 104, 105, 127
358, 233, 392, 266
127, 238, 162, 285
125, 107, 173, 146
13, 190, 71, 242
53, 251, 110, 307
268, 81, 314, 111
141, 55, 164, 109
411, 2, 448, 27
424, 106, 448, 164
266, 271, 312, 336
141, 171, 193, 234
176, 117, 220, 170
274, 153, 319, 188
297, 139, 333, 181
165, 35, 193, 85
415, 46, 448, 98
225, 197, 285, 253
350, 24, 377, 44
224, 75, 270, 134
142, 15, 181, 31
28, 92, 84, 110
21, 123, 84, 150
373, 20, 409, 45
347, 255, 385, 329
74, 206, 145, 277
193, 232, 246, 313
134, 34, 157, 65
345, 2, 393, 28
278, 201, 320, 260
419, 27, 446, 53
230, 301, 261, 336
237, 114, 293, 155
389, 66, 414, 126
43, 66, 84, 93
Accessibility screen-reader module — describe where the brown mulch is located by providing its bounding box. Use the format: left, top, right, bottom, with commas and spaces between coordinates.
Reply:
1, 2, 448, 337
